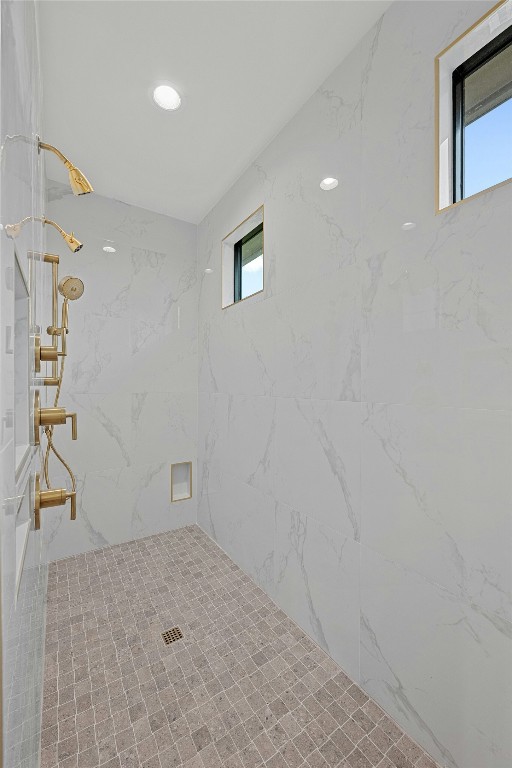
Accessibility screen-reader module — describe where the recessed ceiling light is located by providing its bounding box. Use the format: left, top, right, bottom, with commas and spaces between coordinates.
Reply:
103, 245, 116, 253
153, 84, 181, 111
401, 222, 416, 230
320, 177, 339, 191
204, 268, 213, 274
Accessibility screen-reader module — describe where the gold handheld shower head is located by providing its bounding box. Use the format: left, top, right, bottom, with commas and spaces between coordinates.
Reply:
43, 218, 83, 252
58, 276, 84, 333
39, 141, 94, 195
58, 276, 84, 301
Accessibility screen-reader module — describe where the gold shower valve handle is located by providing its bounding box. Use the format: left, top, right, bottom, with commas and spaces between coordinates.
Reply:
34, 473, 77, 530
33, 388, 78, 441
34, 334, 59, 373
46, 326, 67, 355
41, 346, 59, 361
68, 412, 78, 440
39, 407, 77, 440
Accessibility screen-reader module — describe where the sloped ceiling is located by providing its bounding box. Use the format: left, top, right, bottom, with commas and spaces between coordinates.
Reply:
40, 1, 389, 223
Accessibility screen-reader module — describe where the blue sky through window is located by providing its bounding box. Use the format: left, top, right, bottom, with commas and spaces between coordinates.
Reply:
241, 254, 263, 299
464, 97, 512, 197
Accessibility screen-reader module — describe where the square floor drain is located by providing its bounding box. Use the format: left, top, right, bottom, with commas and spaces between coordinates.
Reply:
162, 626, 183, 645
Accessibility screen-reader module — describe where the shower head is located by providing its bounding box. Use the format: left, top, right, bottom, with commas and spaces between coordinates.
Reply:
58, 276, 84, 301
4, 217, 83, 252
43, 218, 83, 252
39, 141, 94, 195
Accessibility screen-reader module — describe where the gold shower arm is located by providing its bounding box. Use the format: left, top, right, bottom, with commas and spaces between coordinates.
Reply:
39, 141, 71, 167
5, 218, 83, 252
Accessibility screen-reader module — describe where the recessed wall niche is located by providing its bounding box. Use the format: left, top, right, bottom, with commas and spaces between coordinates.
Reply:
170, 461, 192, 502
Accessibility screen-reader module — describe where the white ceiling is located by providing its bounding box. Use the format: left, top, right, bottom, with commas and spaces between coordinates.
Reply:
39, 1, 389, 224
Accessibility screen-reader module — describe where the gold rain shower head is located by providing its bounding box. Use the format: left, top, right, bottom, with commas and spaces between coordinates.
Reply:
39, 141, 94, 195
43, 218, 83, 252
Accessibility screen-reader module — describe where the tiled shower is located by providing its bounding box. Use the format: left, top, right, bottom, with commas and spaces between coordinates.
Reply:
1, 1, 511, 768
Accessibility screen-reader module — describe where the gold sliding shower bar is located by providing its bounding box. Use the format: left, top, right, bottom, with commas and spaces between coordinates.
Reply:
29, 252, 60, 381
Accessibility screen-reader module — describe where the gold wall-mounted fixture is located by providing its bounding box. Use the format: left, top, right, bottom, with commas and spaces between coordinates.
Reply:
42, 218, 83, 252
34, 473, 76, 530
5, 217, 83, 252
58, 275, 84, 301
46, 277, 84, 348
34, 333, 59, 374
33, 390, 77, 445
29, 256, 85, 382
38, 140, 94, 195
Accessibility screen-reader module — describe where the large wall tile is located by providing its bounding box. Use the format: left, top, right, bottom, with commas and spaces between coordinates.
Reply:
274, 267, 361, 402
225, 394, 276, 494
49, 391, 132, 473
274, 398, 361, 541
131, 390, 197, 466
45, 189, 198, 561
360, 545, 512, 768
362, 402, 512, 624
199, 296, 278, 396
197, 391, 229, 499
69, 313, 132, 395
130, 461, 196, 539
198, 477, 276, 597
275, 503, 360, 681
44, 469, 132, 561
193, 3, 511, 767
361, 198, 512, 409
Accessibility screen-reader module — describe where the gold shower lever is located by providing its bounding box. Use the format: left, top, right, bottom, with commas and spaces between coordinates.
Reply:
34, 333, 60, 373
34, 473, 76, 530
40, 409, 77, 439
33, 391, 77, 444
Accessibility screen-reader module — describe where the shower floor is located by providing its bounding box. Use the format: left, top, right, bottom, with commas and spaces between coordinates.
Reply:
41, 526, 439, 768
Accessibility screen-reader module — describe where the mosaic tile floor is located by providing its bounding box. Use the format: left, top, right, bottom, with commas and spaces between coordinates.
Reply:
42, 526, 440, 768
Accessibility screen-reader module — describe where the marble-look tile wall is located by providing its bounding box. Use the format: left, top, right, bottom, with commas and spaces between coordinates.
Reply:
43, 186, 198, 562
196, 2, 512, 767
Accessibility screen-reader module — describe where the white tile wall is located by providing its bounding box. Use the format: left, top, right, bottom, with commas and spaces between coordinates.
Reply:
196, 2, 512, 766
42, 189, 198, 562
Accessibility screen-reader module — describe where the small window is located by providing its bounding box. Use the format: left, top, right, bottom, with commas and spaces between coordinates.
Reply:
234, 223, 263, 302
436, 1, 512, 210
452, 24, 512, 202
221, 206, 264, 309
